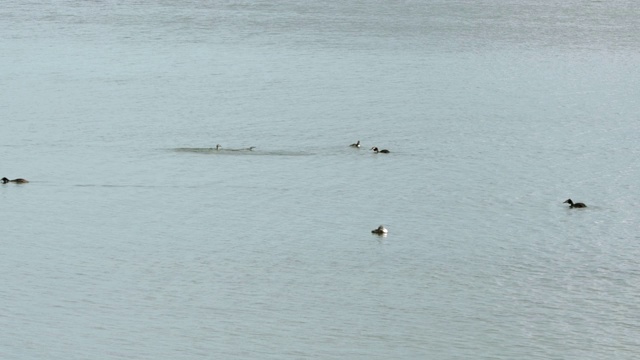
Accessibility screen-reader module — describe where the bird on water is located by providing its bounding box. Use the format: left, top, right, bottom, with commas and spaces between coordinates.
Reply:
564, 199, 586, 208
2, 177, 29, 184
371, 225, 388, 235
371, 147, 390, 153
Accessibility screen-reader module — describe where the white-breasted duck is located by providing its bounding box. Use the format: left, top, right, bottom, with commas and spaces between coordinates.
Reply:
350, 140, 361, 148
371, 225, 388, 235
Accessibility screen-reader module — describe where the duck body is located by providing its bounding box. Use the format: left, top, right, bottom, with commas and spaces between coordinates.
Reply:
564, 198, 586, 208
350, 140, 361, 148
371, 147, 390, 153
2, 177, 29, 184
371, 225, 388, 235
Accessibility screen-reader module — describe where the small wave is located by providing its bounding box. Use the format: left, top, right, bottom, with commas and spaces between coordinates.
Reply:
171, 148, 315, 156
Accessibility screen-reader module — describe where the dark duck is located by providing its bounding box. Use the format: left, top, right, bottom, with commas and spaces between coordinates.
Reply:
563, 199, 586, 208
2, 177, 29, 184
371, 147, 390, 153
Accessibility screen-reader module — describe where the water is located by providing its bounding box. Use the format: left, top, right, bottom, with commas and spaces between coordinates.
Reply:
2, 1, 640, 359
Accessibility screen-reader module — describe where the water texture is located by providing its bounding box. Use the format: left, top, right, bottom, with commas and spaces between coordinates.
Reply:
1, 1, 639, 359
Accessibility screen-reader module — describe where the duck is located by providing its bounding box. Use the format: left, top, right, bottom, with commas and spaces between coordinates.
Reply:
350, 140, 361, 148
2, 177, 29, 184
371, 225, 388, 235
371, 147, 390, 153
563, 198, 586, 208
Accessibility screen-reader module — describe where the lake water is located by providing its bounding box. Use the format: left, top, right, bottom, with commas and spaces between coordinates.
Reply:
2, 1, 640, 359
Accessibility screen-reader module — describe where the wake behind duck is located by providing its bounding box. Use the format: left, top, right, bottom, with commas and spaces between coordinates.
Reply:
173, 145, 256, 154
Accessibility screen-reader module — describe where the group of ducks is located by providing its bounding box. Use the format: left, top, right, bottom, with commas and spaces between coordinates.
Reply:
348, 140, 392, 235
4, 139, 587, 238
350, 140, 392, 235
350, 140, 390, 154
2, 177, 29, 184
356, 142, 588, 235
371, 199, 587, 236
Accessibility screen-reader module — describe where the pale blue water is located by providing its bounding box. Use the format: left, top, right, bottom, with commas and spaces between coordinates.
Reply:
2, 1, 640, 359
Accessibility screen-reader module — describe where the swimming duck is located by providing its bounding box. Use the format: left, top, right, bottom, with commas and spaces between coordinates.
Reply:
563, 199, 586, 208
2, 177, 29, 184
371, 225, 388, 235
371, 147, 390, 153
350, 140, 361, 148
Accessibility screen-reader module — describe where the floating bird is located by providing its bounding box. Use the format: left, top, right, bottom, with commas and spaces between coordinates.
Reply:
371, 225, 388, 235
563, 199, 587, 208
350, 140, 361, 148
2, 177, 29, 184
371, 147, 390, 153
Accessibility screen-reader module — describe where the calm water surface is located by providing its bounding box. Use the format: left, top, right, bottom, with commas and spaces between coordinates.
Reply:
2, 1, 640, 359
